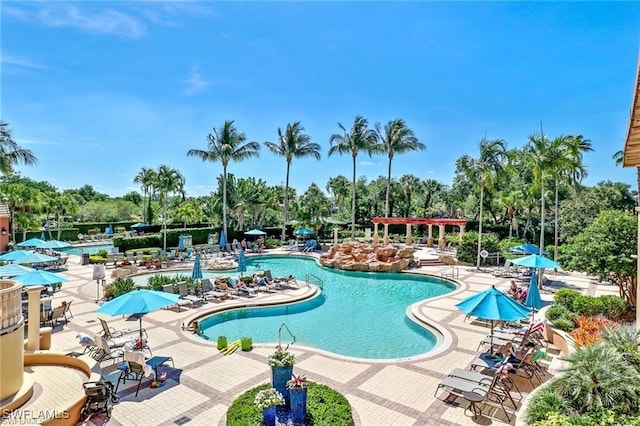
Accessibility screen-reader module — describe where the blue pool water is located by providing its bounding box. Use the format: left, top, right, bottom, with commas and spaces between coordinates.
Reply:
59, 244, 114, 256
135, 255, 456, 360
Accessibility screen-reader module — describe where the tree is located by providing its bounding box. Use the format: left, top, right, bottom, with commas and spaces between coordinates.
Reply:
461, 138, 507, 268
326, 175, 350, 217
264, 122, 320, 242
155, 164, 185, 252
328, 116, 378, 239
0, 121, 37, 175
613, 149, 640, 204
134, 167, 158, 223
187, 120, 260, 240
375, 119, 425, 217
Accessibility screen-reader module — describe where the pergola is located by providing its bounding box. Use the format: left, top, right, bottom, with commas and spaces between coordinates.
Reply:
622, 54, 640, 329
371, 217, 468, 247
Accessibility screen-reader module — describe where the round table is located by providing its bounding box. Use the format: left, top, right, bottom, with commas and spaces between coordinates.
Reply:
463, 391, 484, 419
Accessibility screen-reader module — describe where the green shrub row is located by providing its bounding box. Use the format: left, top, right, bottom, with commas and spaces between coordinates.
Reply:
552, 289, 628, 321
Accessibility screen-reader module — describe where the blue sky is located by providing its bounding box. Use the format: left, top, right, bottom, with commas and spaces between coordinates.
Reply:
2, 1, 640, 198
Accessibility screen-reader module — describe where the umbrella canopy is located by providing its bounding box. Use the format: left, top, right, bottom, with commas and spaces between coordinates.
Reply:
508, 243, 545, 255
456, 285, 531, 348
130, 222, 149, 229
237, 249, 247, 275
244, 229, 267, 236
40, 240, 72, 249
191, 253, 203, 280
511, 254, 560, 269
295, 228, 315, 236
96, 288, 180, 342
219, 231, 227, 247
0, 250, 33, 261
16, 237, 46, 248
16, 252, 60, 265
525, 273, 543, 311
0, 264, 35, 277
13, 270, 69, 287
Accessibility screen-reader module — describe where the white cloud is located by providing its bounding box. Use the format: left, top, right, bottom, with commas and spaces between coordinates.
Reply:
0, 54, 46, 69
16, 138, 63, 146
360, 161, 382, 166
183, 65, 210, 96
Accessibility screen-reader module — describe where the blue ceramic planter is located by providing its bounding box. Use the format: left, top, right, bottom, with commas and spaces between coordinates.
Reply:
270, 365, 293, 407
262, 405, 276, 426
289, 386, 308, 423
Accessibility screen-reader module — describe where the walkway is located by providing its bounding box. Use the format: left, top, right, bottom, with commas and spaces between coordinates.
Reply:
32, 247, 616, 426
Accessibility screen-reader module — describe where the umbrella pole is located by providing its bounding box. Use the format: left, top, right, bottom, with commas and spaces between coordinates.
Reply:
490, 319, 494, 353
139, 315, 144, 344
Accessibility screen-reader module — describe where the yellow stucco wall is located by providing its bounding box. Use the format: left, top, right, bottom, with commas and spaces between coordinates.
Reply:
0, 323, 25, 400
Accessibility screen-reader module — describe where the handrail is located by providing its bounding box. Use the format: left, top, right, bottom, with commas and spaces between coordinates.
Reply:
441, 266, 459, 279
278, 323, 296, 350
305, 273, 323, 290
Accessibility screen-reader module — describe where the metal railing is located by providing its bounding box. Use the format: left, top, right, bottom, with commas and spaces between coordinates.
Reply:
305, 273, 323, 290
441, 266, 459, 279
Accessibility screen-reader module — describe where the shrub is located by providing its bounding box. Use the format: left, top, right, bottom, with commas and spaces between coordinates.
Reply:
89, 255, 106, 264
572, 295, 604, 317
456, 231, 501, 265
598, 295, 628, 320
546, 304, 572, 322
554, 289, 582, 310
104, 277, 135, 298
570, 316, 613, 348
553, 317, 575, 331
97, 249, 109, 257
227, 382, 353, 426
526, 387, 570, 425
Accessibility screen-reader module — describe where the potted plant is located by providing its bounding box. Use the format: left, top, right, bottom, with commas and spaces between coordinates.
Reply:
287, 374, 308, 423
267, 345, 295, 407
217, 336, 228, 350
241, 336, 252, 351
253, 388, 284, 426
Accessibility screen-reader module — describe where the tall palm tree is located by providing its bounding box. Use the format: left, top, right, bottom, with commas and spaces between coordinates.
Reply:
187, 120, 260, 240
375, 119, 425, 217
613, 149, 640, 204
133, 167, 158, 224
525, 132, 555, 256
328, 116, 378, 239
264, 122, 321, 241
326, 175, 350, 216
155, 164, 185, 252
0, 121, 37, 175
463, 138, 507, 269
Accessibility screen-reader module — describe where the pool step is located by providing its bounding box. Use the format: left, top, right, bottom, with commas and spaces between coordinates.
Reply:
420, 258, 444, 267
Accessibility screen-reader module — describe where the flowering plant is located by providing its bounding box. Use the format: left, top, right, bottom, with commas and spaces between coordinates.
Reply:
286, 374, 308, 389
254, 388, 285, 409
267, 345, 295, 367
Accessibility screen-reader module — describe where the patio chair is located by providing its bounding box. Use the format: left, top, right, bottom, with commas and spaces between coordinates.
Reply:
57, 256, 69, 271
284, 240, 297, 251
98, 317, 144, 339
106, 254, 116, 268
201, 278, 229, 302
162, 285, 190, 311
49, 305, 67, 328
115, 351, 153, 397
178, 282, 202, 308
62, 300, 74, 322
93, 334, 127, 362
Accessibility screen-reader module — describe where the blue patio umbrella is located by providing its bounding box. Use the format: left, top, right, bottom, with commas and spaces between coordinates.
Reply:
191, 253, 203, 280
96, 288, 180, 342
295, 228, 315, 236
508, 243, 546, 255
40, 231, 46, 240
16, 237, 46, 248
178, 235, 185, 250
106, 224, 114, 235
525, 273, 544, 319
237, 249, 247, 276
511, 254, 559, 269
0, 264, 35, 277
15, 252, 60, 265
245, 229, 267, 236
130, 223, 149, 229
40, 240, 72, 249
219, 231, 227, 247
456, 285, 531, 348
0, 250, 33, 261
13, 270, 69, 287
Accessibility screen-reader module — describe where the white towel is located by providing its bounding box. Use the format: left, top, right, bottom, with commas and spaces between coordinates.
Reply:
124, 351, 153, 377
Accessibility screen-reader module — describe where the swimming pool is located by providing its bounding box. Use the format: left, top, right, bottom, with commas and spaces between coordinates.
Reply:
147, 255, 456, 360
59, 243, 114, 256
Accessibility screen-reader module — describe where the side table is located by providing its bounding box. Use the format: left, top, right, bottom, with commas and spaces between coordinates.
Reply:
463, 391, 484, 419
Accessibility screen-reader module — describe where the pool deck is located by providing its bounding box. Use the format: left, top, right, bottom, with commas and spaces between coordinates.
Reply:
26, 247, 618, 426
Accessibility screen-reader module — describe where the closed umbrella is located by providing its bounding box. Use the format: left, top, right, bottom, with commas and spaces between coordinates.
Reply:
456, 285, 531, 348
0, 250, 33, 261
525, 273, 543, 319
40, 231, 46, 240
16, 238, 46, 248
0, 264, 35, 277
13, 270, 69, 287
191, 253, 203, 280
219, 231, 227, 247
178, 235, 185, 250
96, 288, 179, 343
237, 249, 247, 276
106, 224, 114, 235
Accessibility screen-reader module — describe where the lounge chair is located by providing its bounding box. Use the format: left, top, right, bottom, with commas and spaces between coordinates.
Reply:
162, 285, 190, 311
62, 300, 74, 321
92, 334, 129, 362
49, 305, 67, 328
98, 317, 144, 339
201, 278, 229, 302
115, 351, 153, 397
284, 240, 297, 251
178, 282, 202, 308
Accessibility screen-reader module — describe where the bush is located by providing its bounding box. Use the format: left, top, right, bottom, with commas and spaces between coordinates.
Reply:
227, 382, 353, 426
456, 231, 501, 265
553, 317, 575, 331
554, 289, 582, 310
89, 255, 106, 264
598, 295, 628, 320
104, 277, 135, 299
526, 387, 570, 424
572, 295, 604, 317
546, 304, 573, 322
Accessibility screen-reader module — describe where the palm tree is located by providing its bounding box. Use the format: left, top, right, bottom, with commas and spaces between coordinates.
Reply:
187, 120, 260, 240
0, 121, 37, 175
328, 116, 378, 239
375, 119, 425, 217
326, 175, 350, 216
462, 138, 507, 269
613, 149, 640, 204
133, 167, 157, 224
155, 164, 185, 252
525, 132, 555, 256
264, 122, 321, 242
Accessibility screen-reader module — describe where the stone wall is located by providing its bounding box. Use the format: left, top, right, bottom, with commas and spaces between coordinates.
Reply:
319, 242, 416, 272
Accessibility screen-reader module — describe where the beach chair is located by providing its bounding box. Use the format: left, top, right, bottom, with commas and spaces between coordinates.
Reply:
162, 285, 190, 311
115, 351, 153, 397
201, 278, 229, 302
178, 282, 202, 307
98, 318, 144, 339
284, 240, 297, 251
